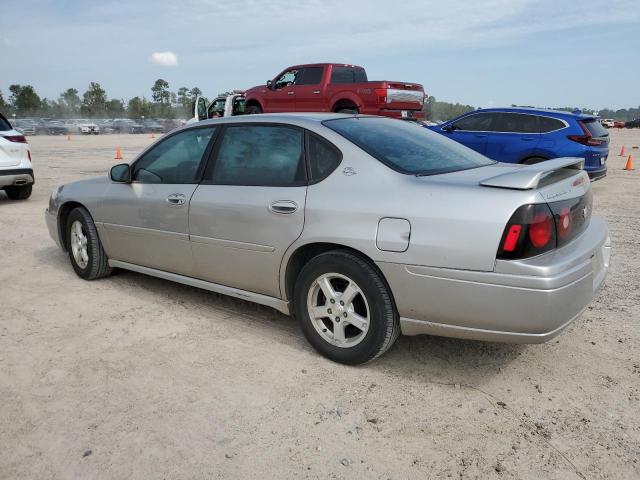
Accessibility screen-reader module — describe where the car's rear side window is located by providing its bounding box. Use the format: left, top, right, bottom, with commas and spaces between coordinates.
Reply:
330, 66, 367, 84
582, 119, 608, 138
493, 113, 538, 133
307, 133, 342, 181
324, 117, 495, 176
208, 125, 306, 186
0, 113, 12, 131
538, 116, 566, 133
298, 67, 324, 85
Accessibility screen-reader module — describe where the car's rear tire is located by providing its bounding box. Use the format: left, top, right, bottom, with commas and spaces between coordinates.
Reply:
66, 207, 112, 280
293, 250, 400, 365
4, 184, 32, 200
246, 104, 263, 115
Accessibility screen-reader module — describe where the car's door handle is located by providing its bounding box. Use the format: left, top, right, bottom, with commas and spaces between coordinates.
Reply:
474, 134, 488, 138
287, 91, 295, 95
521, 138, 535, 141
166, 193, 186, 206
313, 90, 320, 94
269, 200, 298, 214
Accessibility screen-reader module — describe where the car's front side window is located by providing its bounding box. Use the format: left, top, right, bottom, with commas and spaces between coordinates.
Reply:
132, 127, 215, 184
451, 113, 496, 132
207, 125, 305, 186
274, 70, 300, 89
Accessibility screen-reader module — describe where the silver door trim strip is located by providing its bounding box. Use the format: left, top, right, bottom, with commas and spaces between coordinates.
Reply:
103, 223, 189, 241
108, 260, 290, 315
190, 235, 275, 253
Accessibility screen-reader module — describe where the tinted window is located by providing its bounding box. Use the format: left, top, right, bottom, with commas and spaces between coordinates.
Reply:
232, 97, 245, 115
133, 127, 215, 184
538, 116, 566, 133
330, 66, 368, 84
451, 113, 496, 131
210, 125, 305, 186
325, 117, 494, 175
307, 133, 342, 181
0, 113, 11, 131
493, 113, 538, 133
582, 119, 608, 138
298, 67, 324, 85
208, 98, 226, 117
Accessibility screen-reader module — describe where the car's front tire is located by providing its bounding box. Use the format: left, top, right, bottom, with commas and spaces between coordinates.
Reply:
66, 207, 112, 280
294, 250, 400, 365
4, 184, 32, 200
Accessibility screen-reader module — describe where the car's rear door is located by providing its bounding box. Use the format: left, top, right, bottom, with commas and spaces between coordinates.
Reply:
189, 123, 307, 298
485, 112, 540, 163
99, 126, 217, 276
444, 112, 498, 155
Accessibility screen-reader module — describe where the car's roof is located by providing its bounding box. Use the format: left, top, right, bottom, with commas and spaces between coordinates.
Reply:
469, 107, 595, 119
196, 112, 357, 128
288, 62, 364, 69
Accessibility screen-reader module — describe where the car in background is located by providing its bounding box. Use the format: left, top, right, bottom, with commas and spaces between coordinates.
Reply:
111, 119, 144, 134
75, 119, 100, 134
244, 63, 425, 120
613, 121, 625, 129
140, 119, 164, 134
626, 119, 640, 129
190, 93, 245, 124
12, 119, 37, 136
428, 107, 609, 181
0, 112, 34, 200
600, 119, 615, 128
42, 120, 68, 135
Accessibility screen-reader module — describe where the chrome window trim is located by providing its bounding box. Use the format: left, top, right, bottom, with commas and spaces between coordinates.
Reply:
450, 112, 570, 135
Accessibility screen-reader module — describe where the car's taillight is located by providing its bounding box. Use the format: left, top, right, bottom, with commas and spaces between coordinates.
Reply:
497, 204, 556, 259
374, 88, 387, 104
3, 135, 27, 143
567, 122, 604, 146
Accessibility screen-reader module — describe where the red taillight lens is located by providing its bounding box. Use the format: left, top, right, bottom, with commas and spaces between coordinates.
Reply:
3, 135, 27, 143
557, 206, 572, 240
498, 204, 556, 260
567, 122, 604, 146
529, 211, 553, 247
374, 88, 387, 103
503, 225, 522, 252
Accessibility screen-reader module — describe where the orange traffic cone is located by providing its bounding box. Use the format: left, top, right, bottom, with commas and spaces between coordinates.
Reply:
150, 133, 155, 139
623, 155, 634, 170
619, 146, 626, 156
66, 133, 71, 141
115, 146, 123, 160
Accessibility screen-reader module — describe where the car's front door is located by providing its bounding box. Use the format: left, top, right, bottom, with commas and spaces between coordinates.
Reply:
293, 66, 326, 111
444, 112, 498, 155
99, 126, 216, 276
485, 113, 540, 163
189, 123, 307, 298
263, 68, 301, 113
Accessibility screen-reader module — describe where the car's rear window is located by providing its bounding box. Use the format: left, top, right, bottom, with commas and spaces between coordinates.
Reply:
324, 117, 495, 176
0, 113, 12, 131
582, 119, 608, 138
330, 66, 367, 84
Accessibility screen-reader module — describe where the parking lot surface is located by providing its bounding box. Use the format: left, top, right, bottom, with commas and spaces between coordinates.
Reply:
1, 131, 639, 479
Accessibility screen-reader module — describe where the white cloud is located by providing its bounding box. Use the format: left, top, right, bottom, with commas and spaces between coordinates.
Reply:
149, 51, 178, 67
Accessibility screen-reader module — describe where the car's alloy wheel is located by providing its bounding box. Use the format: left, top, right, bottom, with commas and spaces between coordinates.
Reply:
307, 273, 370, 348
66, 207, 112, 280
294, 250, 400, 364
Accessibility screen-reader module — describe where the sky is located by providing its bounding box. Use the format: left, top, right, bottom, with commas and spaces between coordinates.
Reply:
1, 0, 639, 110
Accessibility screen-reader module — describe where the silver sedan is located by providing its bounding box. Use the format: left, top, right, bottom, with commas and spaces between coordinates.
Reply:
45, 114, 610, 364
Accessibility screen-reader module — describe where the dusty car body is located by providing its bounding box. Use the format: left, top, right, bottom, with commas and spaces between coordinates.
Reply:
45, 114, 610, 364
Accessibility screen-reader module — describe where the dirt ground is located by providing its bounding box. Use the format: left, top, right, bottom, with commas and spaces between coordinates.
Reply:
1, 130, 639, 480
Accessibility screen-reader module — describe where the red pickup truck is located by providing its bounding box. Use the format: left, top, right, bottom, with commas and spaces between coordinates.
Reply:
244, 63, 426, 120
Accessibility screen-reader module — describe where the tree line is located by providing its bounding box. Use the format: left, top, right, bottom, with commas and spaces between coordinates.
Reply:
0, 79, 205, 119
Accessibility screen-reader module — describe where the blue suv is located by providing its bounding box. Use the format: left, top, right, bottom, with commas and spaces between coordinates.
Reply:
428, 107, 608, 180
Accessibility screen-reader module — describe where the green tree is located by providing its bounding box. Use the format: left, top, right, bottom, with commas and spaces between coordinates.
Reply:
81, 82, 107, 117
0, 90, 9, 113
151, 79, 170, 104
60, 88, 82, 116
8, 84, 42, 116
424, 96, 475, 122
106, 98, 125, 117
189, 87, 202, 101
176, 87, 190, 108
127, 96, 151, 119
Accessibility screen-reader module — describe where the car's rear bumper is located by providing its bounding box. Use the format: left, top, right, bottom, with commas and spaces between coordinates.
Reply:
586, 165, 607, 181
0, 168, 34, 188
376, 217, 610, 343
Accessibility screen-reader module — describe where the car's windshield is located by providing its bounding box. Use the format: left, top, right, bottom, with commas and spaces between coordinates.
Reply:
324, 117, 495, 175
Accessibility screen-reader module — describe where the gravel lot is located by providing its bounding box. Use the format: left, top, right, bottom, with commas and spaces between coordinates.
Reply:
1, 130, 639, 480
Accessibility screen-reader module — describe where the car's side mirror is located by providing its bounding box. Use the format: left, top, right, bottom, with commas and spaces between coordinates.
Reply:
442, 124, 453, 132
266, 80, 273, 89
110, 163, 131, 183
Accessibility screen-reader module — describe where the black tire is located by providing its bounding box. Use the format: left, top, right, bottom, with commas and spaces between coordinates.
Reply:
4, 184, 32, 200
336, 108, 358, 114
522, 156, 548, 165
246, 104, 263, 115
293, 250, 400, 365
66, 207, 112, 280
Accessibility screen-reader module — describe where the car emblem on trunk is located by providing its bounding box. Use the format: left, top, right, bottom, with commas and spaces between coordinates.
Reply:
342, 167, 357, 176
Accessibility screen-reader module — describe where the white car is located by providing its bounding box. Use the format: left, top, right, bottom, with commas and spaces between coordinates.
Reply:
600, 119, 615, 128
188, 93, 245, 124
75, 119, 100, 135
0, 112, 34, 200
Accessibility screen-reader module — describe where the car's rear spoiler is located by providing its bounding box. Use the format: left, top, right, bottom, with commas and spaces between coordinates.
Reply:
479, 157, 585, 190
